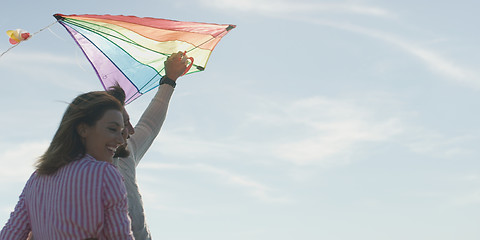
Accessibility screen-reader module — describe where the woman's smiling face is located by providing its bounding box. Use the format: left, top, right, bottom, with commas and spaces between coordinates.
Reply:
79, 109, 125, 163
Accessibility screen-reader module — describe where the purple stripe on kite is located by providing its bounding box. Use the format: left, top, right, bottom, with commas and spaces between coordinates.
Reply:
60, 23, 142, 103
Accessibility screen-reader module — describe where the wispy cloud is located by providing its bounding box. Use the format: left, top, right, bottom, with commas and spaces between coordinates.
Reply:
249, 96, 404, 165
0, 51, 98, 91
303, 19, 480, 87
139, 162, 289, 203
200, 0, 480, 88
152, 86, 477, 169
406, 130, 476, 158
155, 94, 404, 167
0, 51, 77, 65
200, 0, 394, 17
150, 132, 245, 160
449, 174, 480, 207
0, 141, 47, 183
450, 190, 480, 206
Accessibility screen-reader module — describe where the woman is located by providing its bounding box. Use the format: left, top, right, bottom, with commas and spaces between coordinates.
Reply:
0, 91, 134, 239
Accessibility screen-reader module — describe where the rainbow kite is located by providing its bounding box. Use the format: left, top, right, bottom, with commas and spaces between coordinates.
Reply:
54, 13, 235, 103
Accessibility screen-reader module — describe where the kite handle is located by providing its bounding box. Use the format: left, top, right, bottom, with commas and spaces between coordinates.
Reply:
182, 56, 194, 75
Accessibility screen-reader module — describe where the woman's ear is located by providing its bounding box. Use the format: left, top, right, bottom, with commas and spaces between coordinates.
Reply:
77, 123, 88, 138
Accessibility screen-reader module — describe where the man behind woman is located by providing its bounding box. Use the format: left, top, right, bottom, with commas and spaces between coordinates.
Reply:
110, 51, 188, 239
0, 51, 189, 239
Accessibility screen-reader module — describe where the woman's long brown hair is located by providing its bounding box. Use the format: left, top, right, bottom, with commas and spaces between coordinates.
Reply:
35, 91, 122, 175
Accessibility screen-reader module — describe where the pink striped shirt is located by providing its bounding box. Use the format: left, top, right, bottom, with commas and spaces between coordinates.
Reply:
0, 155, 134, 240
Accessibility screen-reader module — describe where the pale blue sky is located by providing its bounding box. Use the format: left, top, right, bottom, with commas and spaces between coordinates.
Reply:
1, 0, 479, 239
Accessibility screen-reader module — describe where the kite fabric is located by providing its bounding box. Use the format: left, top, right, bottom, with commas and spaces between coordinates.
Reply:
54, 13, 235, 104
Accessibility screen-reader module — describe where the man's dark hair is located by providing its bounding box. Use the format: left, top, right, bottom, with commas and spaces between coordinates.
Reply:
106, 83, 126, 105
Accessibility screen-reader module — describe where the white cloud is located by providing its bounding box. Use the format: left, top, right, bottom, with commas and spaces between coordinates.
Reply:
199, 0, 480, 88
462, 174, 480, 182
448, 175, 480, 206
154, 93, 408, 168
0, 141, 47, 179
136, 182, 205, 215
0, 51, 76, 65
200, 0, 394, 17
0, 51, 98, 91
298, 18, 480, 87
151, 131, 248, 161
450, 190, 480, 206
405, 130, 475, 158
153, 89, 476, 170
152, 94, 404, 167
249, 96, 403, 165
139, 162, 289, 203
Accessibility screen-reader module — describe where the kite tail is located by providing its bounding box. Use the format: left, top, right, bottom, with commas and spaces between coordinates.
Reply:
0, 20, 58, 58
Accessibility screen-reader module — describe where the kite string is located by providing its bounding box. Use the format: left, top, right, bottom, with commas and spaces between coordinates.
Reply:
32, 20, 58, 36
0, 20, 58, 58
47, 25, 65, 41
0, 44, 18, 58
